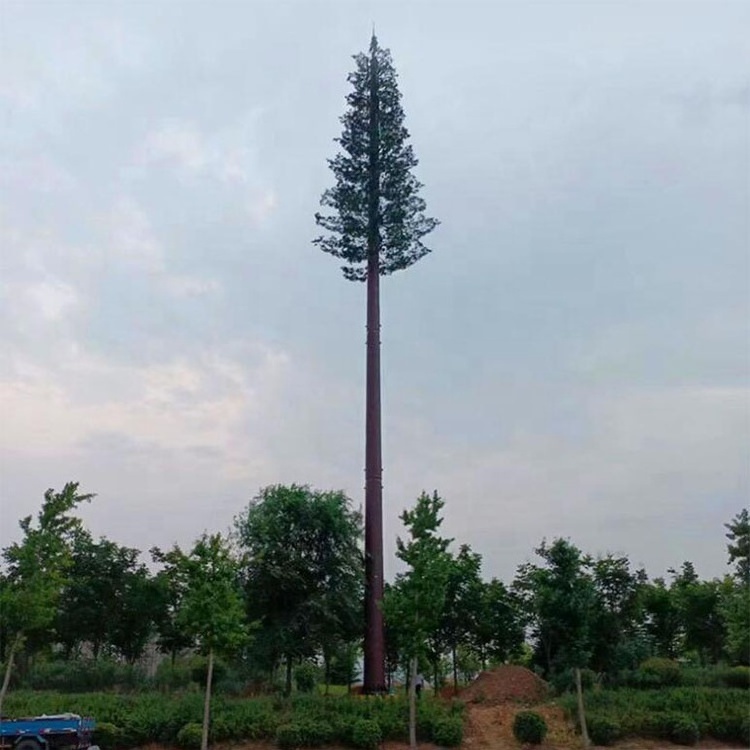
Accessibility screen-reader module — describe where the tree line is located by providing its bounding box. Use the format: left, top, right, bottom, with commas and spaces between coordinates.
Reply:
1, 482, 748, 701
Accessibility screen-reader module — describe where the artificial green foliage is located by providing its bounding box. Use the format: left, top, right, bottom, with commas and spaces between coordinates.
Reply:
315, 34, 438, 281
512, 711, 548, 745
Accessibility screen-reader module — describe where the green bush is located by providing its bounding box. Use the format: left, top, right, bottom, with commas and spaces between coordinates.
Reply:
432, 717, 463, 747
0, 690, 461, 749
560, 687, 748, 744
587, 716, 621, 746
350, 719, 382, 750
23, 659, 146, 693
639, 657, 681, 686
153, 659, 193, 691
550, 668, 596, 695
669, 714, 699, 746
299, 720, 334, 746
295, 663, 318, 694
176, 723, 203, 750
512, 711, 547, 745
189, 656, 227, 686
93, 722, 123, 750
724, 665, 750, 688
277, 723, 304, 750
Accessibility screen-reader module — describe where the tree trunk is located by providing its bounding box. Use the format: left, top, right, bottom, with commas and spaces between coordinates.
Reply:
200, 648, 214, 750
363, 37, 385, 696
324, 650, 331, 696
408, 656, 417, 750
285, 653, 293, 697
452, 646, 458, 695
0, 633, 22, 717
575, 667, 590, 748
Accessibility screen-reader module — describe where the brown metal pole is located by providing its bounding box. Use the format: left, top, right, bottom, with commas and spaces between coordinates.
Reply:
363, 249, 385, 694
363, 35, 385, 694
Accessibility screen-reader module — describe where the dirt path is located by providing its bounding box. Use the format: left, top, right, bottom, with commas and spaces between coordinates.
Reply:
463, 702, 579, 750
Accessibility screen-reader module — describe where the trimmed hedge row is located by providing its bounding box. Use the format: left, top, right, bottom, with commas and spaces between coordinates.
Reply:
561, 687, 750, 746
2, 691, 464, 749
614, 663, 750, 690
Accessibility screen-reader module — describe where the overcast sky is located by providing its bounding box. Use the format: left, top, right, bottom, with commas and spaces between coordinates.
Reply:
1, 1, 748, 584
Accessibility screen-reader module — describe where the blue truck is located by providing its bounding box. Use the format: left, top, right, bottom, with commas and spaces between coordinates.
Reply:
0, 713, 97, 750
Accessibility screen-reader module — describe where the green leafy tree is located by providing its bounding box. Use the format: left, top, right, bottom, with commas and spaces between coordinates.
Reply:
474, 578, 525, 669
150, 545, 195, 664
721, 510, 750, 665
56, 533, 160, 662
589, 555, 648, 672
0, 483, 94, 712
315, 33, 438, 692
383, 491, 453, 748
172, 533, 249, 750
235, 484, 363, 695
725, 509, 750, 584
720, 576, 750, 665
669, 562, 726, 664
514, 538, 596, 678
435, 545, 484, 691
641, 577, 681, 659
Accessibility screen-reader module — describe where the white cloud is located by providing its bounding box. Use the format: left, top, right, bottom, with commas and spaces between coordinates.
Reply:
25, 279, 80, 321
137, 117, 264, 187
102, 197, 165, 273
0, 344, 289, 470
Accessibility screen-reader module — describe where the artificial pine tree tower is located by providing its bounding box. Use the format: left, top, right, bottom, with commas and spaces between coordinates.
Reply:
315, 34, 438, 693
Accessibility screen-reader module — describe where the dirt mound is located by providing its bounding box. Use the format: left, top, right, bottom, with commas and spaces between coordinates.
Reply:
459, 665, 548, 706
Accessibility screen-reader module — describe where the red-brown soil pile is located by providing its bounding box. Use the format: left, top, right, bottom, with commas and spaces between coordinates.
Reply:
459, 665, 549, 705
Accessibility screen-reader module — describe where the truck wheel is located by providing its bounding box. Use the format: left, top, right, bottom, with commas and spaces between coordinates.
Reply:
16, 740, 43, 750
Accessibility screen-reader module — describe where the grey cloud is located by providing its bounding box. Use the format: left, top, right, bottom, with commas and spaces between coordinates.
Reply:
1, 0, 747, 584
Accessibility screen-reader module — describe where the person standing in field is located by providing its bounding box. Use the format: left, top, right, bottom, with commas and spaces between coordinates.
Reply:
414, 672, 424, 698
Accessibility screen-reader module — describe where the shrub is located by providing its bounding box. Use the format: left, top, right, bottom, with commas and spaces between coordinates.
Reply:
277, 723, 304, 750
587, 716, 621, 746
512, 711, 547, 745
176, 723, 203, 750
23, 659, 146, 693
670, 714, 700, 746
639, 657, 681, 686
724, 665, 750, 688
295, 663, 318, 694
550, 668, 596, 695
153, 660, 193, 691
189, 656, 227, 686
351, 718, 382, 750
432, 717, 463, 747
299, 720, 334, 747
93, 722, 123, 750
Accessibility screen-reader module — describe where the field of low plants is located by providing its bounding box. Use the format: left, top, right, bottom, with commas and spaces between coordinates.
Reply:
561, 687, 750, 746
3, 690, 464, 750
